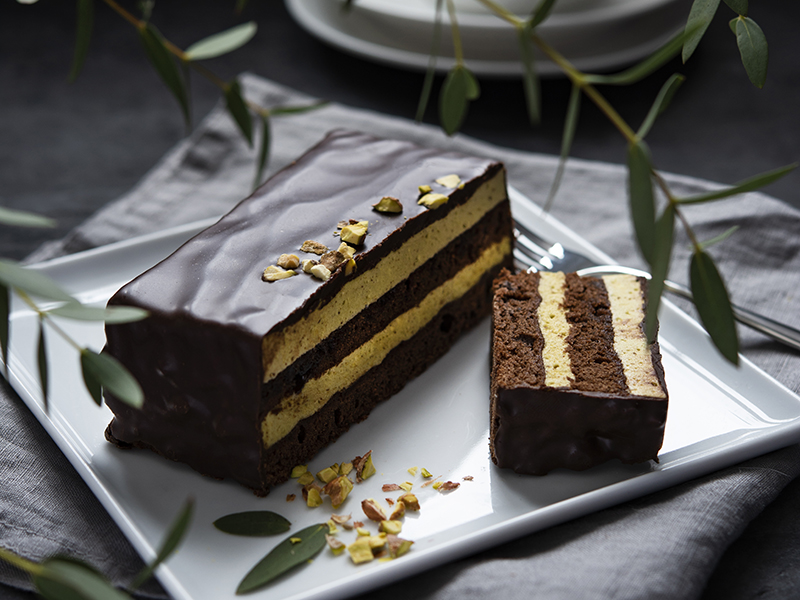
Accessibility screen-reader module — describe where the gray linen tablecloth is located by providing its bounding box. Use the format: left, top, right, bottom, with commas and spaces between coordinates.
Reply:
3, 74, 800, 599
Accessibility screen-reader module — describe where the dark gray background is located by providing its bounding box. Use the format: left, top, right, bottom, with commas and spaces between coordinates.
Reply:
1, 1, 799, 598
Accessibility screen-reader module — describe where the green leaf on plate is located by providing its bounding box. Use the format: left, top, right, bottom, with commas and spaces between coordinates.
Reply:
253, 114, 271, 191
37, 318, 48, 412
627, 141, 656, 263
139, 22, 191, 127
0, 205, 57, 228
723, 0, 748, 15
699, 225, 739, 250
80, 349, 144, 408
0, 283, 9, 378
690, 250, 739, 364
735, 16, 768, 88
69, 0, 94, 83
637, 73, 685, 139
544, 82, 580, 211
237, 523, 328, 594
0, 260, 75, 302
517, 24, 540, 126
529, 0, 558, 28
645, 205, 675, 343
34, 556, 131, 600
214, 511, 291, 537
131, 498, 195, 590
682, 0, 720, 62
225, 78, 253, 146
185, 21, 257, 61
676, 163, 796, 204
48, 303, 149, 324
416, 0, 443, 122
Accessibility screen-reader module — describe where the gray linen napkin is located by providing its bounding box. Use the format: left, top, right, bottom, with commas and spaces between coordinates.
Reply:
4, 74, 800, 599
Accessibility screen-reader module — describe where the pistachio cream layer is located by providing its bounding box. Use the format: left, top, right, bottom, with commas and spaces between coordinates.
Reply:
262, 237, 511, 448
261, 168, 507, 383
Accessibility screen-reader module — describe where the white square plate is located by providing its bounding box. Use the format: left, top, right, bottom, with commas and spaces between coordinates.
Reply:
6, 187, 800, 600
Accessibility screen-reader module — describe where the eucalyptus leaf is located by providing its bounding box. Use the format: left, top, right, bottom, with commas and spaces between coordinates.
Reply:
214, 511, 291, 537
677, 163, 796, 204
237, 523, 328, 594
0, 283, 9, 377
48, 303, 148, 324
699, 225, 739, 250
34, 556, 131, 600
682, 0, 720, 62
439, 66, 471, 136
723, 0, 747, 15
645, 205, 675, 342
529, 0, 557, 28
517, 25, 540, 126
132, 498, 195, 590
637, 73, 685, 139
627, 141, 656, 263
728, 17, 738, 34
139, 23, 191, 127
269, 100, 328, 116
0, 205, 57, 228
80, 350, 103, 406
225, 78, 253, 147
463, 67, 480, 100
0, 260, 74, 302
253, 114, 270, 190
80, 349, 144, 408
185, 22, 257, 61
37, 318, 48, 411
416, 0, 443, 122
69, 0, 94, 83
544, 82, 580, 211
735, 16, 768, 88
690, 250, 739, 364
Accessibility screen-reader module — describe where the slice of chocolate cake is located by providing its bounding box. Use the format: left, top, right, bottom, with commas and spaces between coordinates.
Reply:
104, 130, 514, 495
489, 269, 668, 475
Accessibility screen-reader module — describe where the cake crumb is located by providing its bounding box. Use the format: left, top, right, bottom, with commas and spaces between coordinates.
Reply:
286, 494, 296, 502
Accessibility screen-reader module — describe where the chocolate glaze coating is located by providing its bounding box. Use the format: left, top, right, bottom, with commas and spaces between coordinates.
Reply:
104, 130, 509, 493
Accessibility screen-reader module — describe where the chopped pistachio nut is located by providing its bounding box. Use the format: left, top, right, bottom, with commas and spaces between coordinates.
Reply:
309, 263, 331, 281
407, 466, 419, 476
306, 486, 324, 507
356, 527, 371, 537
340, 220, 368, 246
336, 242, 356, 260
262, 265, 297, 282
301, 258, 318, 273
353, 521, 364, 529
316, 466, 339, 484
353, 450, 376, 482
291, 465, 308, 478
331, 513, 352, 525
382, 483, 402, 492
361, 498, 388, 522
417, 192, 449, 209
435, 174, 462, 188
290, 537, 302, 544
418, 184, 432, 194
344, 258, 357, 276
347, 538, 375, 564
399, 482, 413, 492
277, 253, 300, 269
297, 471, 315, 486
327, 520, 338, 534
340, 462, 354, 476
389, 501, 405, 520
397, 493, 420, 511
432, 481, 443, 490
323, 475, 354, 509
463, 475, 474, 481
320, 250, 346, 272
386, 534, 414, 559
286, 494, 296, 502
420, 467, 433, 478
301, 240, 328, 255
326, 534, 346, 555
372, 196, 403, 213
380, 520, 403, 535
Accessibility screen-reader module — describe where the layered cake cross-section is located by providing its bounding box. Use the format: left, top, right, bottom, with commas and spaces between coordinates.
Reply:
490, 269, 668, 474
103, 130, 514, 495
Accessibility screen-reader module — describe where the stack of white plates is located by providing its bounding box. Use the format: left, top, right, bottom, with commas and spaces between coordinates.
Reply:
285, 0, 690, 76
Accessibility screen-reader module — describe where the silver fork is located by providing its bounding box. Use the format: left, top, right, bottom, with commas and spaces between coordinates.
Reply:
513, 220, 800, 352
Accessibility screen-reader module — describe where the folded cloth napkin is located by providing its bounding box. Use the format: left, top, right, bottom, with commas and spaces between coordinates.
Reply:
4, 74, 800, 599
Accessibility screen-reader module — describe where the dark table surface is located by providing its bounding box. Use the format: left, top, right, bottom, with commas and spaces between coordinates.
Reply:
2, 1, 800, 599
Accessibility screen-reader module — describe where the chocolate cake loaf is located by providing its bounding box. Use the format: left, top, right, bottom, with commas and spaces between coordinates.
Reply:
490, 270, 668, 474
104, 130, 513, 495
